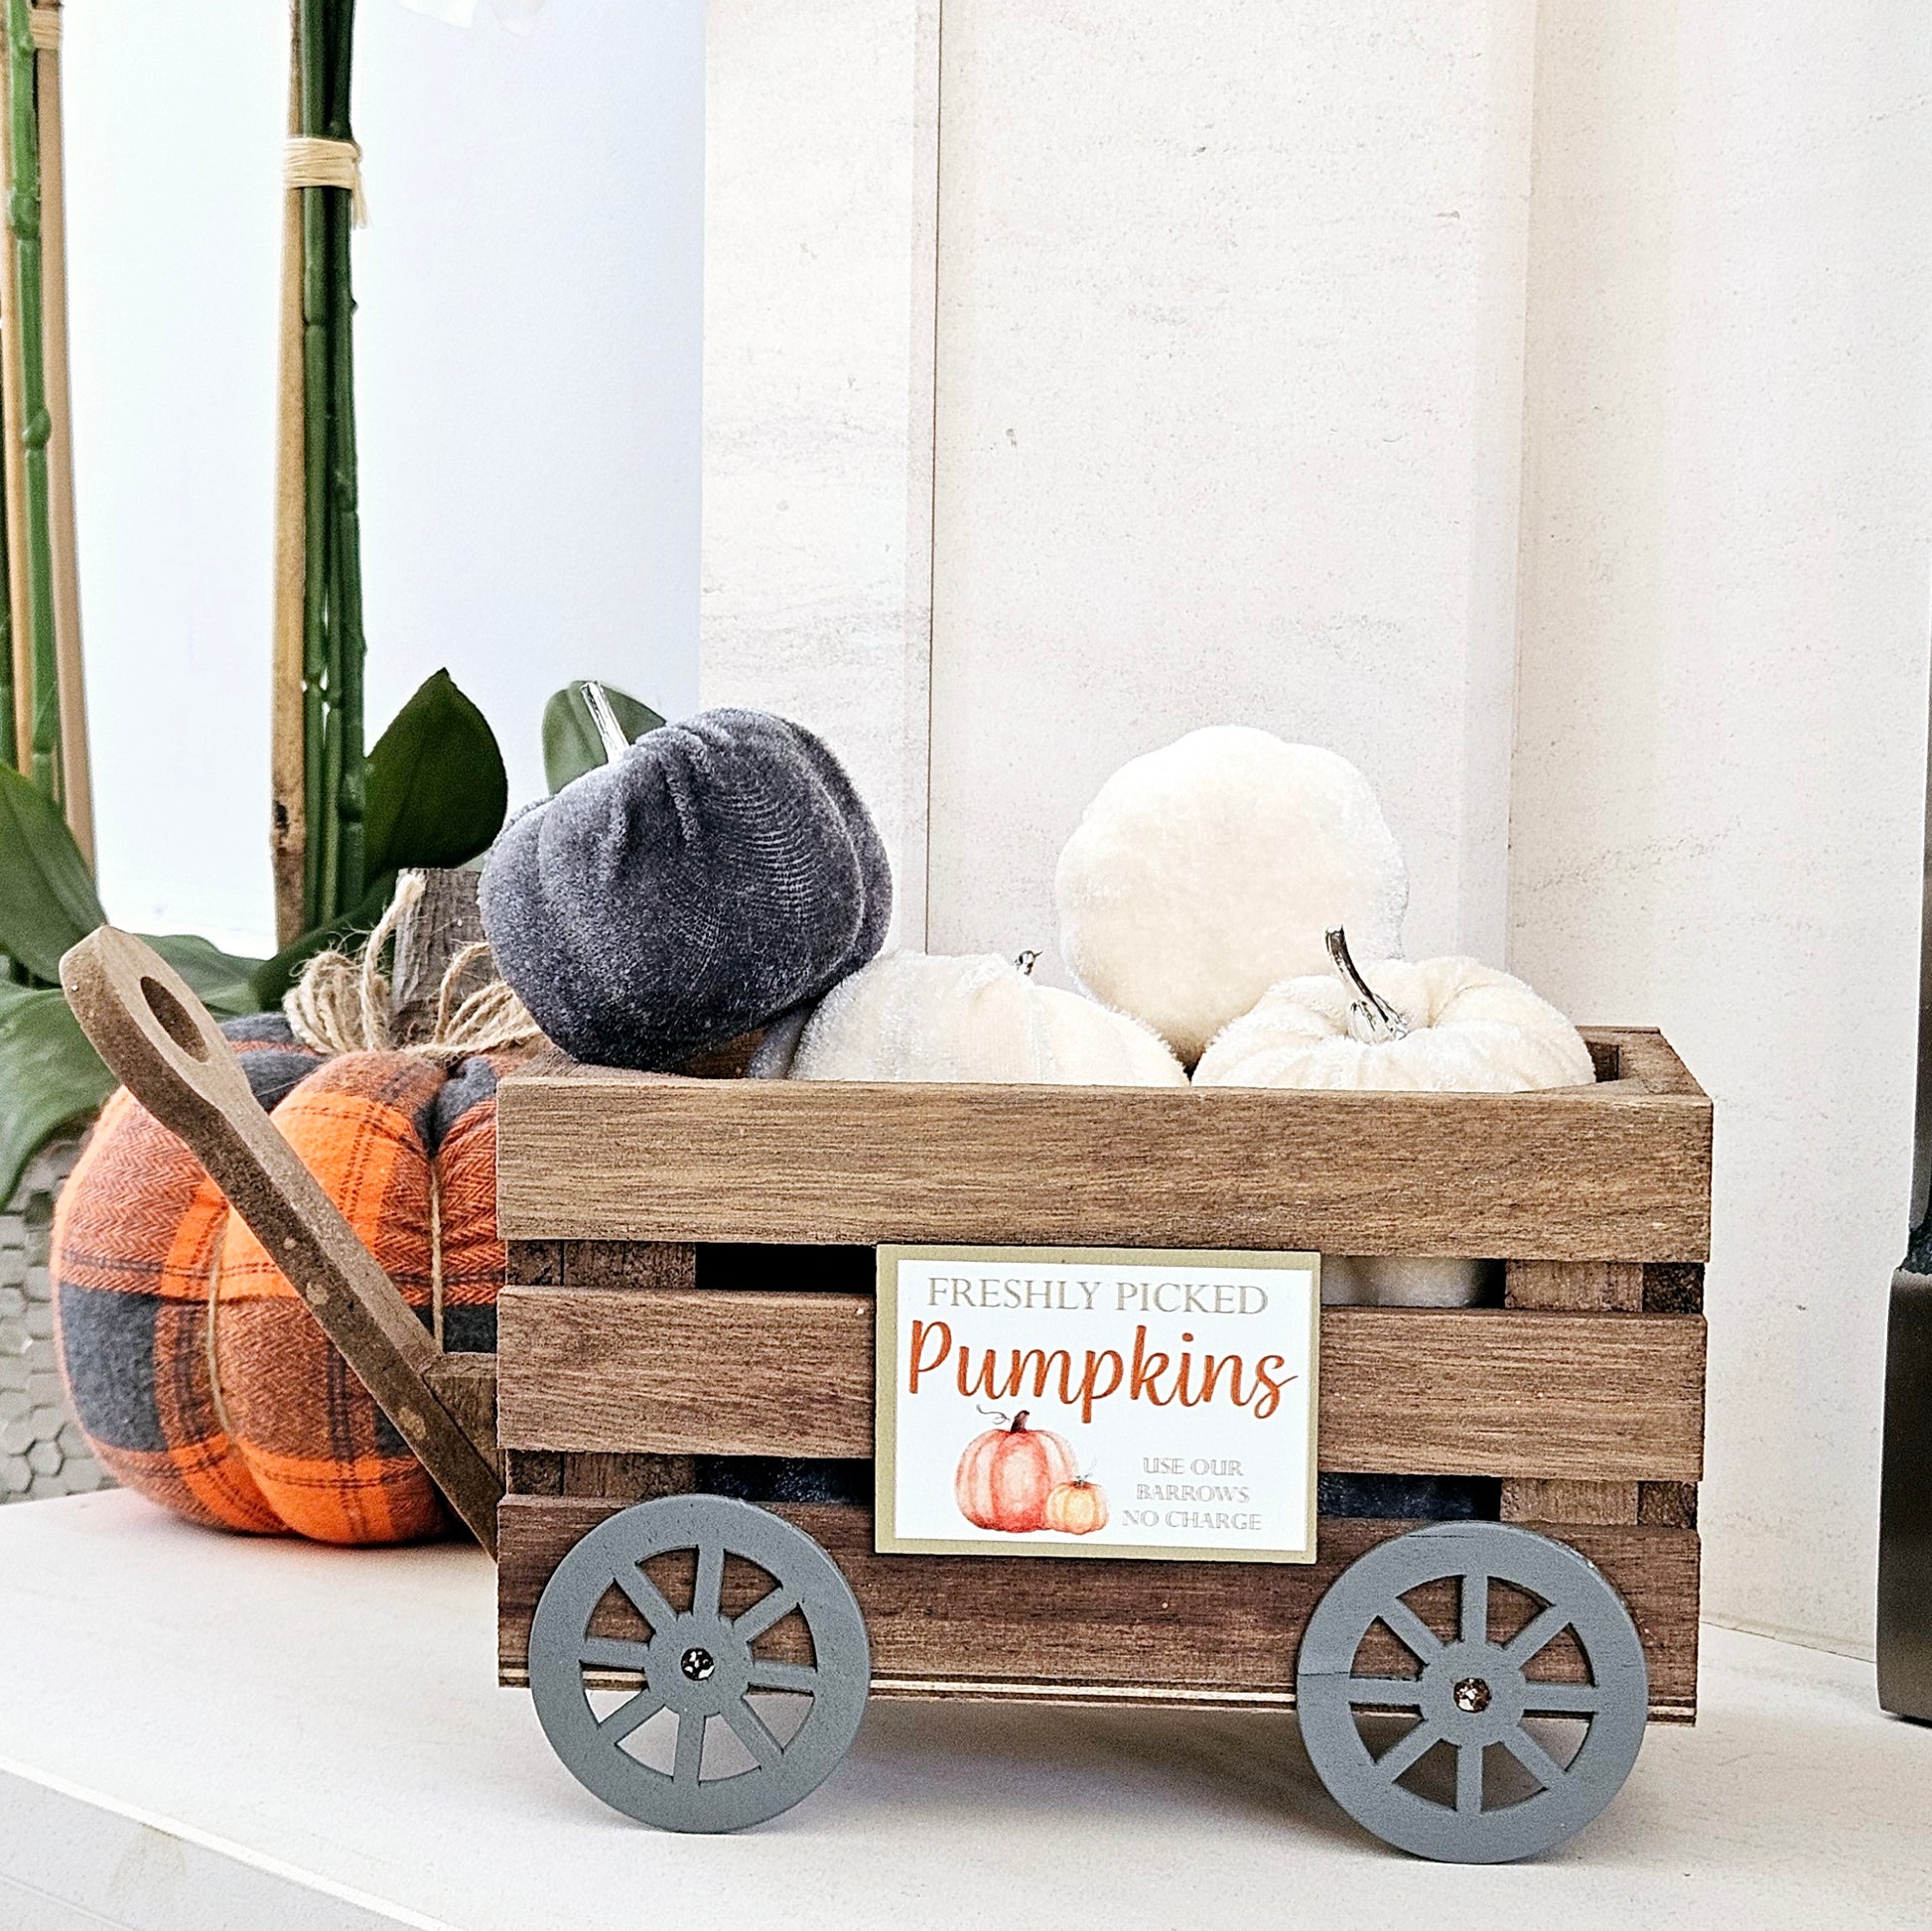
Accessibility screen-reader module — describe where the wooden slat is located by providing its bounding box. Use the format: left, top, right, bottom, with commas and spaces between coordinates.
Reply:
1501, 1478, 1640, 1525
1640, 1480, 1700, 1528
505, 1449, 563, 1496
498, 1288, 874, 1459
560, 1450, 696, 1499
1611, 1031, 1705, 1096
422, 1351, 499, 1473
1506, 1260, 1643, 1312
1323, 1310, 1704, 1478
506, 1241, 563, 1288
496, 1030, 1711, 1261
495, 1495, 1700, 1720
563, 1241, 696, 1293
496, 1289, 1706, 1481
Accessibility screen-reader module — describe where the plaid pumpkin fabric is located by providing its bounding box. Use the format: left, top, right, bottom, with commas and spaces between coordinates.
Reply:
215, 1050, 504, 1545
51, 1018, 323, 1531
54, 1032, 507, 1546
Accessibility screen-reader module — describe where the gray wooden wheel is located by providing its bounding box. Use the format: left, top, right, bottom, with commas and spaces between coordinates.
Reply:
1297, 1522, 1648, 1862
529, 1494, 871, 1832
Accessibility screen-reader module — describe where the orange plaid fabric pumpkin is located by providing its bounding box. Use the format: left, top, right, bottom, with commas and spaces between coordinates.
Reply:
53, 1029, 506, 1545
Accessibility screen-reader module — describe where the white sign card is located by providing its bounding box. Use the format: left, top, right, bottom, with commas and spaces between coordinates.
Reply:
875, 1246, 1320, 1564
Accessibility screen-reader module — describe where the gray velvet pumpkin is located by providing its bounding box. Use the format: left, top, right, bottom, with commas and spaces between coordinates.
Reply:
481, 708, 892, 1070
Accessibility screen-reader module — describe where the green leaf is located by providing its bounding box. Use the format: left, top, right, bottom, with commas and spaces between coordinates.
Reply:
362, 670, 508, 879
0, 761, 104, 983
142, 934, 266, 1020
542, 682, 664, 794
248, 870, 398, 1011
0, 981, 114, 1205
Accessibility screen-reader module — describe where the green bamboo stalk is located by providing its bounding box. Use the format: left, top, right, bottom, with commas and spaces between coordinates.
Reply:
325, 1, 365, 912
0, 465, 13, 771
298, 0, 331, 926
292, 0, 366, 928
6, 0, 56, 803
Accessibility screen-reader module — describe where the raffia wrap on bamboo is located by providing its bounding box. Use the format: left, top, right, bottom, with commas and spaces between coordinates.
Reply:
283, 134, 367, 227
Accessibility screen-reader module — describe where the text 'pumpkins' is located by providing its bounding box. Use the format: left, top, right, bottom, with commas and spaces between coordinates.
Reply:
52, 1017, 506, 1544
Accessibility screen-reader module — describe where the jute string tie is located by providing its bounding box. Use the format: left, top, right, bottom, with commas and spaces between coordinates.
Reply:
285, 135, 368, 227
27, 6, 59, 54
282, 871, 542, 1061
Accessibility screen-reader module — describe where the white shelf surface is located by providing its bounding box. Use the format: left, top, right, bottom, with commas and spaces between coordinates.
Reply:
1, 1491, 1927, 1931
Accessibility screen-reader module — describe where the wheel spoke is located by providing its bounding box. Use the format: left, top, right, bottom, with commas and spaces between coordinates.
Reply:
597, 1688, 665, 1745
1499, 1724, 1571, 1793
1519, 1680, 1605, 1715
1345, 1676, 1427, 1709
1380, 1598, 1447, 1666
693, 1540, 725, 1620
1372, 1720, 1442, 1784
1454, 1739, 1483, 1815
732, 1585, 798, 1643
747, 1659, 819, 1694
724, 1697, 786, 1769
1502, 1602, 1572, 1666
579, 1636, 654, 1674
1460, 1571, 1488, 1647
613, 1562, 679, 1636
673, 1709, 706, 1785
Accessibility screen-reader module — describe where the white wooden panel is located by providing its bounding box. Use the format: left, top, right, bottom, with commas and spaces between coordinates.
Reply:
700, 0, 940, 941
1509, 3, 1932, 1657
926, 1, 1537, 975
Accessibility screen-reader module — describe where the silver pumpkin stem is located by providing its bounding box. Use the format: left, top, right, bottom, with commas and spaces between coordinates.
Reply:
580, 680, 632, 765
1015, 949, 1040, 977
1325, 926, 1409, 1042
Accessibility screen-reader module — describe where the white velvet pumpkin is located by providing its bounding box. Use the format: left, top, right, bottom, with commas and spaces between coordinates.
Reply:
1193, 955, 1594, 1094
790, 952, 1188, 1087
1054, 727, 1409, 1064
1200, 955, 1589, 1307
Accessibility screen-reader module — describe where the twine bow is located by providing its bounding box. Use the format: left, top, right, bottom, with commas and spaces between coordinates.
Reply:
283, 872, 542, 1060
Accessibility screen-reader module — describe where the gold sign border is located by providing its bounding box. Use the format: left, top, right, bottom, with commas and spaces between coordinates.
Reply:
874, 1243, 1321, 1565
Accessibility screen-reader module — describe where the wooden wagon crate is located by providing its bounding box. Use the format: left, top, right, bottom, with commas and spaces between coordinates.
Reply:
491, 1027, 1711, 1724
60, 932, 1712, 1856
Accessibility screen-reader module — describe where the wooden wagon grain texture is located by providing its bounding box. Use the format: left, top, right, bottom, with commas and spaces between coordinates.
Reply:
491, 1027, 1712, 1725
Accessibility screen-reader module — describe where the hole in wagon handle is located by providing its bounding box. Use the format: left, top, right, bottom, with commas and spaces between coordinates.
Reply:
141, 975, 211, 1062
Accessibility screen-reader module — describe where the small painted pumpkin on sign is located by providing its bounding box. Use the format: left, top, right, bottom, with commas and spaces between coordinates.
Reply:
1043, 1475, 1109, 1536
955, 1410, 1079, 1533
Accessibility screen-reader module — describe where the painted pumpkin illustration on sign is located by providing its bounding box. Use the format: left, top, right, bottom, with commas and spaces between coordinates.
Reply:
1043, 1475, 1109, 1536
954, 1411, 1078, 1532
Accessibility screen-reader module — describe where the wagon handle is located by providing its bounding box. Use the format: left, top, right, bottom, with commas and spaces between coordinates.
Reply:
60, 927, 503, 1557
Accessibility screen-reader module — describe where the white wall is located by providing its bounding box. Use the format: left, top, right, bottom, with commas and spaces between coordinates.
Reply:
60, 0, 1932, 1659
1510, 3, 1932, 1656
64, 0, 284, 953
925, 0, 1538, 976
64, 0, 703, 957
697, 0, 939, 944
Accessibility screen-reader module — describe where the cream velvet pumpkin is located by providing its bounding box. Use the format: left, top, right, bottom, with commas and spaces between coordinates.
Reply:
1193, 955, 1594, 1094
789, 952, 1186, 1086
1320, 1256, 1502, 1310
1054, 727, 1408, 1063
